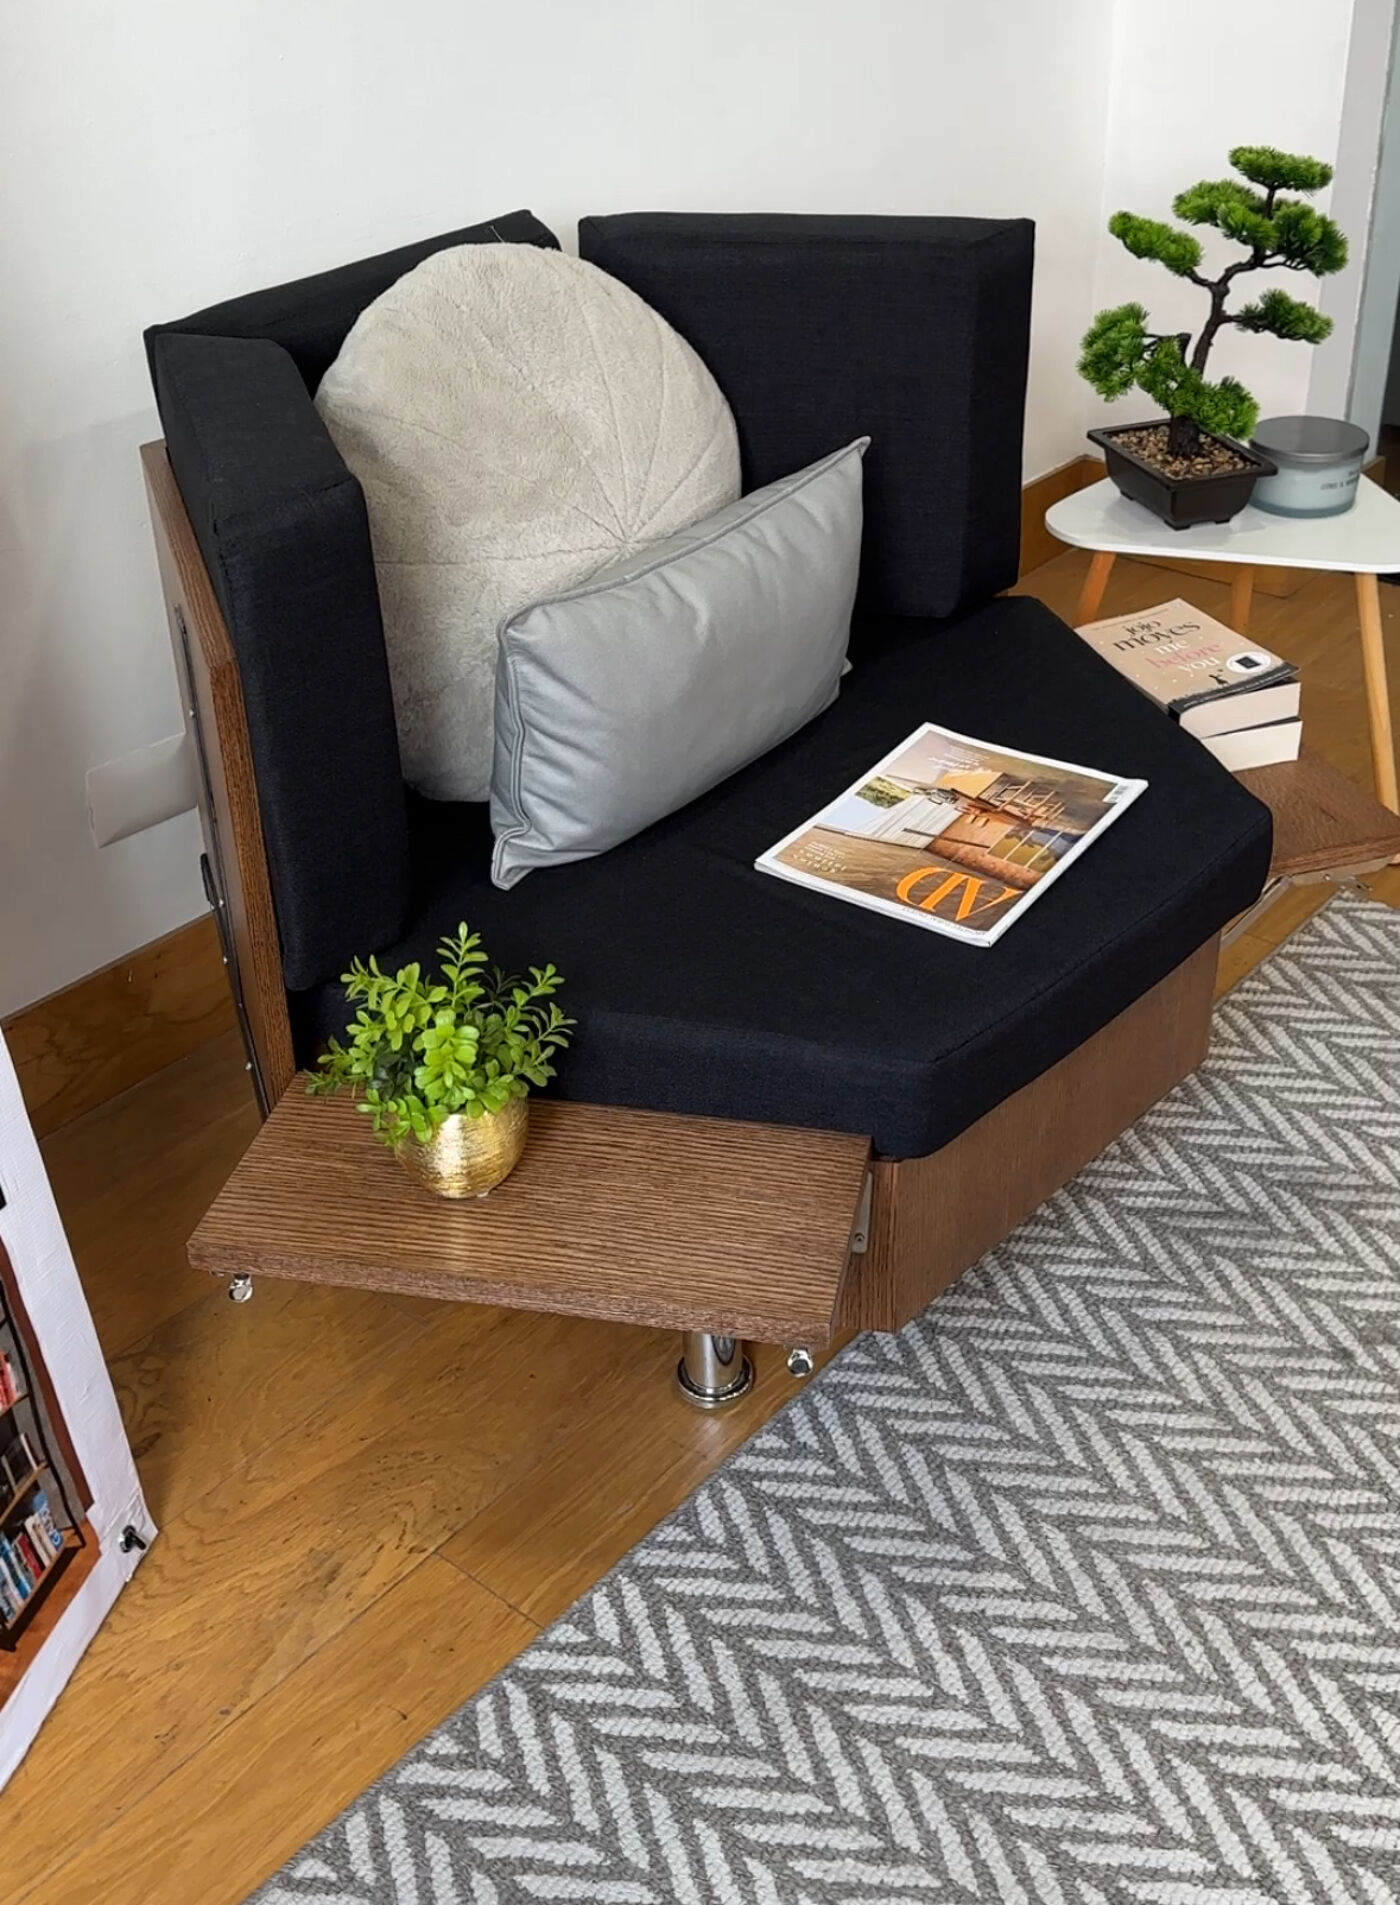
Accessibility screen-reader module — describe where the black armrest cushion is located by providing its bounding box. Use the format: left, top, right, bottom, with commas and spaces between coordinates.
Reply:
150, 329, 410, 991
147, 208, 558, 393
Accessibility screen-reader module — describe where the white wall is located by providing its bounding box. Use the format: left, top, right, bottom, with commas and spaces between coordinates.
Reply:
1090, 0, 1359, 434
0, 0, 1117, 1019
0, 0, 1380, 1019
1309, 0, 1397, 425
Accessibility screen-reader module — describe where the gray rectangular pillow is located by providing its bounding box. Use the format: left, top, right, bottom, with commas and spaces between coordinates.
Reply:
490, 437, 867, 889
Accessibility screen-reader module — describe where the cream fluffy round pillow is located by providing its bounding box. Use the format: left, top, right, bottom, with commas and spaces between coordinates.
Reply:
316, 244, 741, 802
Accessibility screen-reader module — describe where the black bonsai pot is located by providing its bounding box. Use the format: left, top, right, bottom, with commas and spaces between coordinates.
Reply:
1089, 421, 1276, 531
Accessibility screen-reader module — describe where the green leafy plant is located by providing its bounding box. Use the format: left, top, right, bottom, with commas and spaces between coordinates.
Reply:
1079, 146, 1346, 457
307, 923, 573, 1147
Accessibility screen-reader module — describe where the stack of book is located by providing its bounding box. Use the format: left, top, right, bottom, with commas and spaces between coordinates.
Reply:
1077, 598, 1301, 770
0, 1485, 63, 1625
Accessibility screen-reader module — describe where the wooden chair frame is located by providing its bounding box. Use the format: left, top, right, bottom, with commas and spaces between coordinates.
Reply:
145, 441, 1219, 1378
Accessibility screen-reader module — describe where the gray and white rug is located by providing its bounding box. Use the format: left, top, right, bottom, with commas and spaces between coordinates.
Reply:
254, 894, 1400, 1904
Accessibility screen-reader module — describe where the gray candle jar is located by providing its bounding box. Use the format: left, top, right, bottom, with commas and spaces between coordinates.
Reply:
1250, 415, 1369, 518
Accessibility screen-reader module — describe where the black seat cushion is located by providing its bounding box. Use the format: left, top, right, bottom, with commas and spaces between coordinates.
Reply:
293, 596, 1271, 1160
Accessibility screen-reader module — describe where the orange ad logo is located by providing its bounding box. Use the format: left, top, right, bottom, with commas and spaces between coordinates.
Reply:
895, 868, 1022, 923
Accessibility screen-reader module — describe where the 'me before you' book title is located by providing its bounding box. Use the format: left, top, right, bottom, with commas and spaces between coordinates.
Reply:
1076, 598, 1302, 770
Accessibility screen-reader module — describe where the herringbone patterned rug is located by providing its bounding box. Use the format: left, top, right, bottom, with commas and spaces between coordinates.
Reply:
252, 894, 1400, 1904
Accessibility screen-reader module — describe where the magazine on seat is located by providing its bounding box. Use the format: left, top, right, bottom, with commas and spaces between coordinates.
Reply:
757, 722, 1146, 946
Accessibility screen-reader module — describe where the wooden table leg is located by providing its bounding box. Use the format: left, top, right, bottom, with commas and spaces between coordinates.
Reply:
1355, 570, 1399, 813
1074, 550, 1115, 625
1230, 566, 1254, 633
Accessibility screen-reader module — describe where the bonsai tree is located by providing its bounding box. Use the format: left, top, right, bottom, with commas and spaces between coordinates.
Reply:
308, 922, 573, 1146
1079, 146, 1346, 459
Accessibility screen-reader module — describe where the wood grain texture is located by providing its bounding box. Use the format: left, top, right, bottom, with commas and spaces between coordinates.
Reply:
2, 916, 233, 1138
190, 1091, 871, 1345
440, 1331, 847, 1626
23, 1557, 534, 1905
106, 1273, 423, 1523
1239, 746, 1400, 879
1, 1298, 666, 1892
442, 1406, 729, 1626
1019, 456, 1103, 576
40, 1028, 260, 1360
141, 441, 295, 1111
843, 938, 1219, 1332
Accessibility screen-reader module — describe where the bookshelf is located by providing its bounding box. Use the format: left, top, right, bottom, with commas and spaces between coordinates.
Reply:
0, 1247, 91, 1655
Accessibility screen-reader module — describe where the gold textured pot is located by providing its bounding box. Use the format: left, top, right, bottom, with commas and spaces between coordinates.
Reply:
395, 1099, 529, 1199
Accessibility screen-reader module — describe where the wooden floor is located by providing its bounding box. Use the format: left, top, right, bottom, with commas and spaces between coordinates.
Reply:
5, 543, 1400, 1902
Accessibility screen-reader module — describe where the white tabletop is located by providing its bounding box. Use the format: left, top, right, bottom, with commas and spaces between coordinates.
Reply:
1046, 475, 1400, 573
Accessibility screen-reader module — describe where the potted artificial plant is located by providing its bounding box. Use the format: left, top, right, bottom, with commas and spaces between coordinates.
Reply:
1080, 145, 1347, 529
308, 924, 573, 1197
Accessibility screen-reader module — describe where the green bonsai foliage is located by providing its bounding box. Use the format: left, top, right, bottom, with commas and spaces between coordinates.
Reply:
1079, 146, 1346, 456
307, 923, 573, 1147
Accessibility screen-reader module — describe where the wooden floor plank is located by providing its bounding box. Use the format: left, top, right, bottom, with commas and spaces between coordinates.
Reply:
22, 1557, 534, 1905
443, 1400, 748, 1626
106, 1276, 428, 1523
4, 915, 236, 1140
40, 1028, 259, 1358
1, 1304, 672, 1889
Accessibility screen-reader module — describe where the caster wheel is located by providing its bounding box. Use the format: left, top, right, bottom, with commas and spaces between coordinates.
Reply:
228, 1275, 254, 1304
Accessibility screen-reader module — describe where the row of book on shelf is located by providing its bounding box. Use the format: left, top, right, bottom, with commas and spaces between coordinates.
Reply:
0, 1351, 22, 1408
0, 1423, 62, 1624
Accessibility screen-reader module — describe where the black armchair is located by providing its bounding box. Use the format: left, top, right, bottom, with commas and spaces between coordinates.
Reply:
143, 209, 1271, 1361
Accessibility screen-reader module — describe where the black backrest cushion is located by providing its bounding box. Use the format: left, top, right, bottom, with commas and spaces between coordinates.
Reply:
579, 214, 1033, 633
148, 208, 558, 392
146, 211, 560, 991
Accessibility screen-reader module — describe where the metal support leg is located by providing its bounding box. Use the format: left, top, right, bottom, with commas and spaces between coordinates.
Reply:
228, 1275, 254, 1304
675, 1332, 754, 1410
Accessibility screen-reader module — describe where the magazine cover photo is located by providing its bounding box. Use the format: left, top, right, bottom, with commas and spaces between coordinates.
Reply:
759, 723, 1145, 945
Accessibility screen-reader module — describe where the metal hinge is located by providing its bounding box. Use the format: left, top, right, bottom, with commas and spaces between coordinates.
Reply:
850, 1171, 873, 1255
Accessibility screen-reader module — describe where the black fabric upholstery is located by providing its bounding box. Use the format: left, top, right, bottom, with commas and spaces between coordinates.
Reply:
579, 214, 1032, 636
151, 333, 408, 990
295, 596, 1272, 1160
146, 212, 560, 991
147, 208, 557, 393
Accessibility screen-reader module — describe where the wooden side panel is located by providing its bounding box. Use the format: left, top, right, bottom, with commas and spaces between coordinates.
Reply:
842, 937, 1219, 1332
141, 442, 295, 1112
